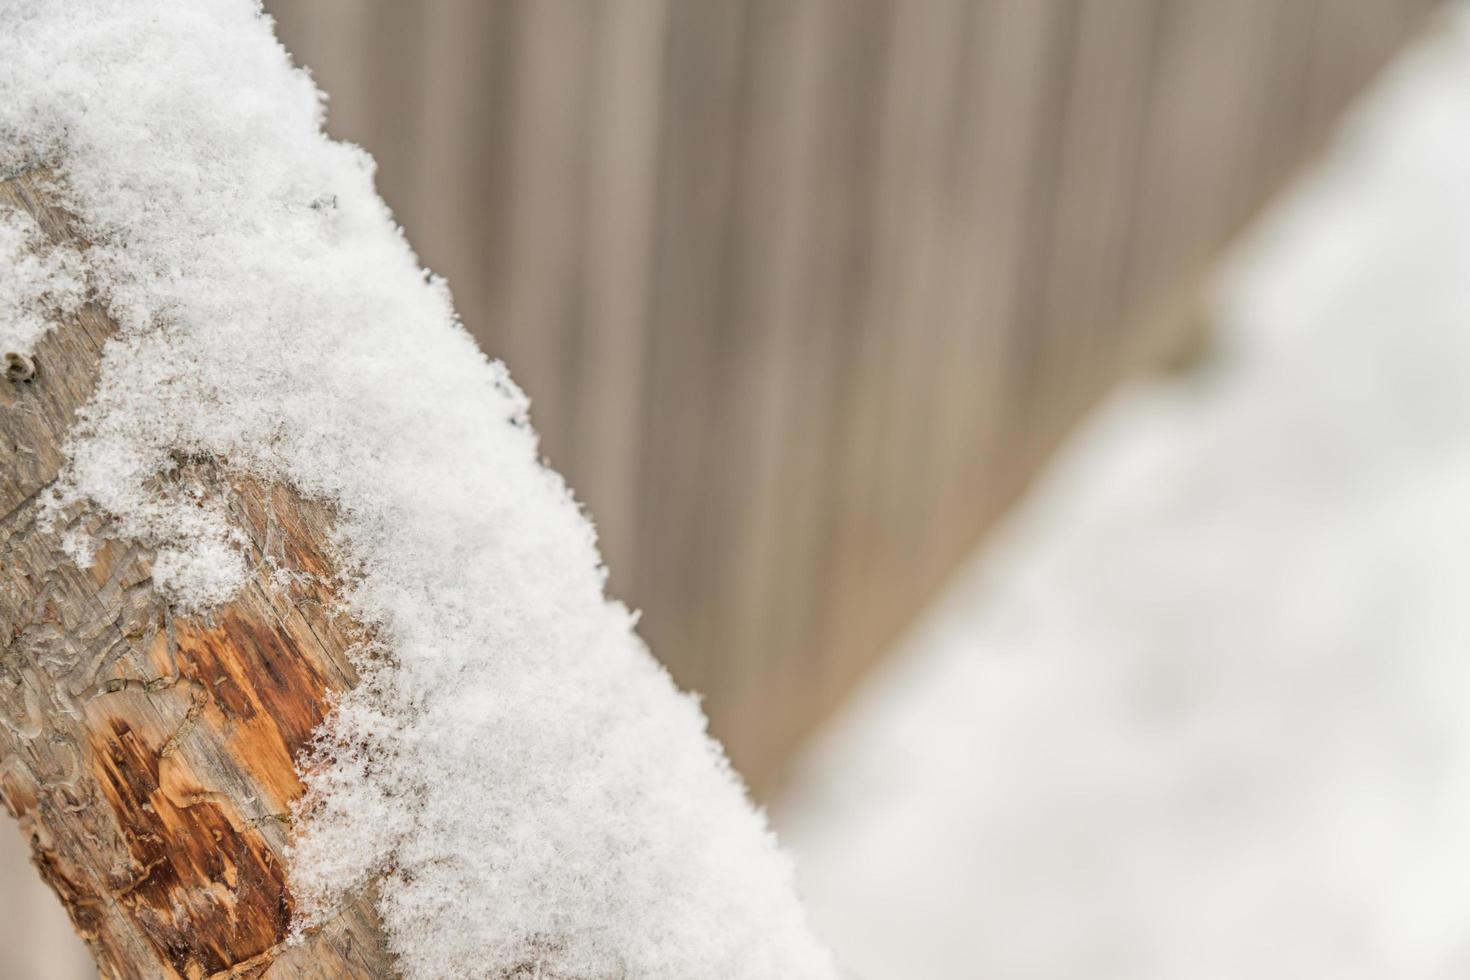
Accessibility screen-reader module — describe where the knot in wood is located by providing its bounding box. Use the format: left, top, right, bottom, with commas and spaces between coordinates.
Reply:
4, 350, 36, 382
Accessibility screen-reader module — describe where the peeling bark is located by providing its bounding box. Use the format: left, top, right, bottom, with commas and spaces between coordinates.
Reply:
0, 170, 397, 976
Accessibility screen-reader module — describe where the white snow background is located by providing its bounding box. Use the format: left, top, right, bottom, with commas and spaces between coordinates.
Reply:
773, 7, 1470, 979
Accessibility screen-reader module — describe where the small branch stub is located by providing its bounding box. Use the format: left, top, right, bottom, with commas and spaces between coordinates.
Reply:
5, 350, 36, 382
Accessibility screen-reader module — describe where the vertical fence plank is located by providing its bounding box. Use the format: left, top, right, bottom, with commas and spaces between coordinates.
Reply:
574, 0, 669, 592
632, 0, 751, 712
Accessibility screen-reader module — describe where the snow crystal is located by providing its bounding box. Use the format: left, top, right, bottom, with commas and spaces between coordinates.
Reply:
0, 2, 834, 977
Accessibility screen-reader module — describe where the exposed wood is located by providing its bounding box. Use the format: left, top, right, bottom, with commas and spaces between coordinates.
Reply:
0, 171, 395, 977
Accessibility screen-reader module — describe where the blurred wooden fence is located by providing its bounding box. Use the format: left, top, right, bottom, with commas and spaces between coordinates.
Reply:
266, 0, 1431, 793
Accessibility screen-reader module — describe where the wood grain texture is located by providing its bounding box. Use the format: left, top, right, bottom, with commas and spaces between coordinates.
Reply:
263, 0, 1435, 792
0, 171, 394, 978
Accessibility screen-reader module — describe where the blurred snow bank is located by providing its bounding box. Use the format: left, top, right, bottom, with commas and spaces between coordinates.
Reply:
772, 9, 1470, 980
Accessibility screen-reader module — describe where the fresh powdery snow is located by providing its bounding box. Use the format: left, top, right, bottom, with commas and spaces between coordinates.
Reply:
0, 203, 84, 358
0, 2, 835, 977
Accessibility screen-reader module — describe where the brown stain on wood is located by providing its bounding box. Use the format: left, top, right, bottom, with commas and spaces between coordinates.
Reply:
171, 607, 333, 807
89, 717, 288, 980
77, 597, 342, 975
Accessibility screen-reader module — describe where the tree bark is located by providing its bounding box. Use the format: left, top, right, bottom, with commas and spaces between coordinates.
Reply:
1, 170, 397, 977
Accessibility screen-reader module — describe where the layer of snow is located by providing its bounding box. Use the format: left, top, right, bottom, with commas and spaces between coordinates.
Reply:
0, 2, 834, 977
774, 11, 1470, 980
0, 203, 83, 356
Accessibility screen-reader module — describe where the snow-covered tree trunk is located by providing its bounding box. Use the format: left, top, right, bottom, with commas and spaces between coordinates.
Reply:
1, 168, 394, 979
